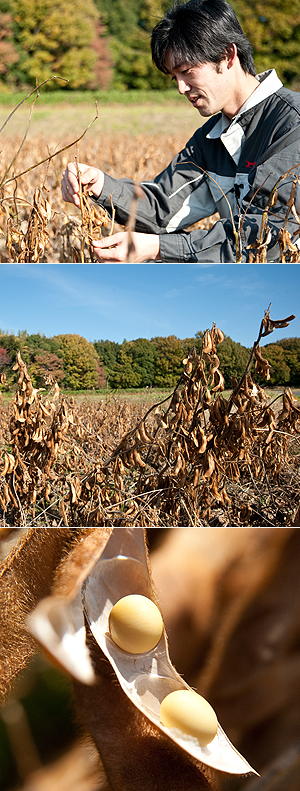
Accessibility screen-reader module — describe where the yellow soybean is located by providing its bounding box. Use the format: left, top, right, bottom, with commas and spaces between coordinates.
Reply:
109, 594, 164, 653
160, 689, 218, 746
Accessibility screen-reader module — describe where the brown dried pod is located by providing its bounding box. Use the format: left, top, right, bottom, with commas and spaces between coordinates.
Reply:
197, 426, 207, 454
203, 451, 215, 479
254, 345, 271, 380
212, 369, 225, 393
214, 326, 225, 344
202, 330, 213, 354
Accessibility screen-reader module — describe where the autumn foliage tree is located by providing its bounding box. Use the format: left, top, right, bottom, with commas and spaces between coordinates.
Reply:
30, 351, 66, 387
53, 334, 102, 390
90, 20, 113, 90
94, 0, 174, 89
1, 0, 300, 91
0, 11, 18, 89
231, 0, 300, 87
0, 347, 11, 369
2, 0, 100, 89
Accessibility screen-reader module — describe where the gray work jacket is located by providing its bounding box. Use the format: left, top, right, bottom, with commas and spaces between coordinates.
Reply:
95, 70, 300, 262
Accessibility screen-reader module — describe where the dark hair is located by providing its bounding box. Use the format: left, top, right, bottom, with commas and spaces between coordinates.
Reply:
151, 0, 255, 76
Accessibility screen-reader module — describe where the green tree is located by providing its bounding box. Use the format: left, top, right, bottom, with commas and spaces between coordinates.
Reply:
6, 0, 99, 89
275, 337, 300, 385
54, 334, 101, 389
0, 331, 25, 388
94, 339, 120, 364
231, 0, 300, 87
26, 333, 62, 355
258, 343, 291, 386
109, 344, 142, 388
182, 335, 203, 357
127, 338, 157, 386
109, 31, 172, 90
153, 335, 185, 388
94, 339, 121, 385
216, 336, 250, 388
94, 0, 175, 89
95, 0, 142, 38
262, 337, 300, 386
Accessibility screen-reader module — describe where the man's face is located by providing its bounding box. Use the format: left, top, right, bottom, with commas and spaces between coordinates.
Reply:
164, 51, 231, 117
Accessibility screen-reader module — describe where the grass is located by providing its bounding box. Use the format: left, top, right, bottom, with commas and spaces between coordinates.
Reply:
0, 88, 202, 139
0, 88, 183, 106
0, 387, 175, 407
1, 386, 298, 413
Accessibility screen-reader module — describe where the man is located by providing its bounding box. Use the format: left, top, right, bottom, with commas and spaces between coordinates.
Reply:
61, 0, 300, 262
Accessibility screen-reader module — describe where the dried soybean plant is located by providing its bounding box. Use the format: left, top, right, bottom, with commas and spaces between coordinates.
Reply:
0, 79, 59, 262
0, 360, 149, 526
0, 86, 113, 262
64, 311, 298, 526
79, 307, 299, 527
5, 186, 52, 262
246, 171, 300, 263
0, 351, 78, 522
67, 161, 113, 262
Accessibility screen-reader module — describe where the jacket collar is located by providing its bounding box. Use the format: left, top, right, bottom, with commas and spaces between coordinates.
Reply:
206, 69, 283, 163
207, 69, 283, 139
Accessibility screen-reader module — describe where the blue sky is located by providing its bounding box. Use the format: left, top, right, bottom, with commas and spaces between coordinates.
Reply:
0, 263, 299, 348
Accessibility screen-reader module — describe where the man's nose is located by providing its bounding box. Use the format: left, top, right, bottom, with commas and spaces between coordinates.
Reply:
176, 76, 190, 94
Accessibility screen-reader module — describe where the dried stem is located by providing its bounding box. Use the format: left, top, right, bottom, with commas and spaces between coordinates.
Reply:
0, 76, 68, 137
2, 105, 99, 188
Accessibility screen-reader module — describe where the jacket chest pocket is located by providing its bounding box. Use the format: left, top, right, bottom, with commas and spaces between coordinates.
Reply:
249, 153, 300, 212
207, 172, 250, 218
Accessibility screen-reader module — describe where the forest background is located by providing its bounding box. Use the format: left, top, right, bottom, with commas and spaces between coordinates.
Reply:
0, 0, 300, 93
0, 330, 300, 391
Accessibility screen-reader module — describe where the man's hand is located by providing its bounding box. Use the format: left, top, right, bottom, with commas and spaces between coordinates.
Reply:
61, 162, 104, 208
92, 231, 161, 262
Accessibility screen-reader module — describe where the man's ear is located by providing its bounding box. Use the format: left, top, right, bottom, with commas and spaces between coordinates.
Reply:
226, 43, 238, 68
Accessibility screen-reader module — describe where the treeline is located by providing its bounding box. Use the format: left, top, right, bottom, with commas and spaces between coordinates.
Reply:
0, 332, 104, 390
94, 335, 252, 389
0, 0, 172, 91
94, 335, 300, 389
0, 0, 300, 92
0, 330, 300, 392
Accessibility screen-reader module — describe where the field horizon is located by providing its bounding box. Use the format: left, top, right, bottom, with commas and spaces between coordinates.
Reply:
0, 89, 202, 140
